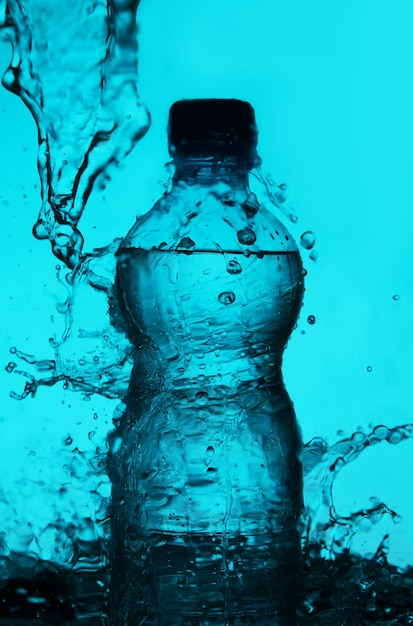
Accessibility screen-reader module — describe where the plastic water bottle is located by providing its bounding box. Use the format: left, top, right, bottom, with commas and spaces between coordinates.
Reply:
109, 99, 304, 625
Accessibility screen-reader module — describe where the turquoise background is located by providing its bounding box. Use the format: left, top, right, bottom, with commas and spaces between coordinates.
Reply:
0, 0, 412, 569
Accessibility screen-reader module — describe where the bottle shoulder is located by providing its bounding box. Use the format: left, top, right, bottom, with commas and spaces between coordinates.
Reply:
122, 182, 299, 254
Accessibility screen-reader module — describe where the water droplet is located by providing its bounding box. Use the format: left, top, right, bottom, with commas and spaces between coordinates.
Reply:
301, 268, 308, 276
206, 467, 217, 474
195, 391, 209, 406
237, 227, 256, 245
300, 231, 316, 250
111, 436, 123, 455
373, 425, 389, 440
206, 446, 215, 456
226, 259, 242, 275
240, 193, 259, 216
367, 366, 373, 372
388, 430, 403, 445
10, 346, 16, 354
351, 431, 366, 444
289, 213, 299, 224
177, 236, 195, 253
307, 315, 316, 325
5, 362, 16, 373
218, 291, 236, 305
222, 193, 236, 206
64, 434, 73, 445
309, 250, 318, 261
392, 294, 400, 301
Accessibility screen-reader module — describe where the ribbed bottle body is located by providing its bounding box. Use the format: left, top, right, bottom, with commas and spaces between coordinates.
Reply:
109, 177, 304, 624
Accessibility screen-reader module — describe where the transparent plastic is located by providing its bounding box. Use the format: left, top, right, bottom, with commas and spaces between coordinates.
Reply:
109, 157, 304, 625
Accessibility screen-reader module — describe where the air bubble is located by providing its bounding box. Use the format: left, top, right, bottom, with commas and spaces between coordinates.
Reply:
307, 315, 316, 325
392, 294, 400, 301
367, 366, 372, 372
226, 259, 242, 275
237, 228, 256, 245
300, 231, 316, 250
218, 291, 236, 305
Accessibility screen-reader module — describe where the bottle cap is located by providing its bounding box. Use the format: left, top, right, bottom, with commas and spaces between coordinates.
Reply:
168, 99, 258, 164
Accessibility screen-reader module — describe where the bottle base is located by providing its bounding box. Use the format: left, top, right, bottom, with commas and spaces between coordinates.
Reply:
109, 531, 302, 626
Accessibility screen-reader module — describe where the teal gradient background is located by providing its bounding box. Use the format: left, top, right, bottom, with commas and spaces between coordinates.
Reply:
0, 0, 413, 570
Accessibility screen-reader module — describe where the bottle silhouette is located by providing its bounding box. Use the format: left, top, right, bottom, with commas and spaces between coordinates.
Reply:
109, 99, 304, 625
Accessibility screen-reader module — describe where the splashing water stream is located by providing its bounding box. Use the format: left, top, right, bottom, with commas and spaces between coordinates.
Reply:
1, 2, 413, 624
1, 0, 150, 267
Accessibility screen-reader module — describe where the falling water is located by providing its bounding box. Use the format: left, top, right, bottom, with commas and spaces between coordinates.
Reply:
1, 2, 413, 624
1, 0, 150, 267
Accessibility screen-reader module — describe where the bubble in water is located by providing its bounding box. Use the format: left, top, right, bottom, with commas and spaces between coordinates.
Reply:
237, 227, 256, 245
226, 259, 242, 275
367, 365, 373, 372
218, 291, 236, 305
307, 315, 316, 325
300, 231, 316, 250
393, 294, 400, 301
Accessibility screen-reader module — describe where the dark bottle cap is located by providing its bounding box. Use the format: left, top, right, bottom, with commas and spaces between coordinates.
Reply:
168, 99, 258, 165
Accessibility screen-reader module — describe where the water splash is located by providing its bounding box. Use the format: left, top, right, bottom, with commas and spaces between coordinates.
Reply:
7, 239, 133, 402
1, 0, 150, 267
0, 6, 410, 617
1, 413, 413, 623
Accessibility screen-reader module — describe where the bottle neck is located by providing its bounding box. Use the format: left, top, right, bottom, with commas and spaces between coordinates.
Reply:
172, 157, 251, 189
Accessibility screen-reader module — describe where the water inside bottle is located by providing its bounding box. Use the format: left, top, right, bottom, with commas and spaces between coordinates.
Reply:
1, 2, 412, 624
